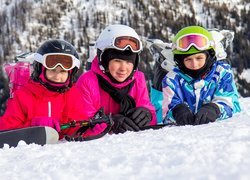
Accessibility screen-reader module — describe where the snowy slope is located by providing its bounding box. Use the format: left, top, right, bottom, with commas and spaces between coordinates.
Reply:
0, 97, 249, 180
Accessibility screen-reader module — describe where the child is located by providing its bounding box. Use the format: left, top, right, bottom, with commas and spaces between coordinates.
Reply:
76, 24, 156, 134
162, 26, 241, 125
0, 39, 88, 139
146, 39, 173, 124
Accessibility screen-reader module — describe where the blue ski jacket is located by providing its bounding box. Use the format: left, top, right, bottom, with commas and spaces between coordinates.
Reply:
162, 61, 241, 124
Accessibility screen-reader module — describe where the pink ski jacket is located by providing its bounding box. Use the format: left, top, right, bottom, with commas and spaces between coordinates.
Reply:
0, 80, 88, 139
76, 57, 156, 135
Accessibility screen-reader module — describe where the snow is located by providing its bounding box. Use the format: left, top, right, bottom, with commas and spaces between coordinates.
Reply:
0, 97, 250, 179
1, 0, 250, 178
239, 69, 250, 83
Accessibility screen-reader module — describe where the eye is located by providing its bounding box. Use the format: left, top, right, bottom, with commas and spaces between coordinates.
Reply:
184, 58, 192, 62
60, 70, 68, 73
126, 60, 134, 64
197, 56, 205, 60
51, 69, 57, 72
114, 59, 122, 62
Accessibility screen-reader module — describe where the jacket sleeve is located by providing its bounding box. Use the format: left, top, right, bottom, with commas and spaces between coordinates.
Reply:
133, 72, 157, 125
0, 92, 29, 130
76, 72, 108, 137
212, 64, 241, 120
162, 71, 184, 123
76, 73, 102, 118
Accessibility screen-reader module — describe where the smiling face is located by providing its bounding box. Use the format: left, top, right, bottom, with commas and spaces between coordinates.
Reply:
108, 58, 134, 82
45, 66, 69, 83
183, 53, 207, 70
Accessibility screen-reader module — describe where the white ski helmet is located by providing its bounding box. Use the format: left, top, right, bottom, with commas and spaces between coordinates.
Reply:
95, 24, 143, 71
95, 24, 143, 52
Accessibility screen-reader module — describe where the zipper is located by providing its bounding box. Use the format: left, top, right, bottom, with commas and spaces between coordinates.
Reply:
48, 101, 51, 117
194, 80, 205, 113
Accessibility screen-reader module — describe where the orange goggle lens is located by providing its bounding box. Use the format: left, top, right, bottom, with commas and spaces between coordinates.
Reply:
114, 36, 141, 52
45, 54, 73, 70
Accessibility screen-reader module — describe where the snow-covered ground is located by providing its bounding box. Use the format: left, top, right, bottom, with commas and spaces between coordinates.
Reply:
0, 97, 250, 180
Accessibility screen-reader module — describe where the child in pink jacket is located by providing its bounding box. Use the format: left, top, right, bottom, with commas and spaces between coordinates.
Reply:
77, 24, 156, 135
0, 39, 88, 139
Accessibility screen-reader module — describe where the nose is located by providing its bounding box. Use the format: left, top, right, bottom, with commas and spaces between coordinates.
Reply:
57, 73, 63, 77
53, 70, 65, 80
191, 59, 198, 68
119, 61, 127, 70
53, 73, 62, 81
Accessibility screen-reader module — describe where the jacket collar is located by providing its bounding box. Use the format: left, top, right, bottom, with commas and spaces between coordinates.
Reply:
24, 80, 63, 98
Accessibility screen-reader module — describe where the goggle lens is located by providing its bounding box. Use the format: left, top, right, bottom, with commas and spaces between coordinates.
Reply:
45, 54, 73, 70
176, 34, 210, 51
114, 36, 141, 52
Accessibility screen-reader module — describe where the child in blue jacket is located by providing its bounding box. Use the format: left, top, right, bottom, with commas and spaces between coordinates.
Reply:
162, 26, 241, 125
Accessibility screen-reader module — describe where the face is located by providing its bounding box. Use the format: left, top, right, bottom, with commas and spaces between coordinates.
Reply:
45, 66, 69, 83
183, 53, 207, 70
108, 59, 134, 82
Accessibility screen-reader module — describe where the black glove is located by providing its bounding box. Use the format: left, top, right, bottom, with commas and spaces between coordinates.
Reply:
172, 104, 194, 126
111, 114, 140, 134
152, 62, 167, 91
194, 103, 220, 125
126, 107, 152, 128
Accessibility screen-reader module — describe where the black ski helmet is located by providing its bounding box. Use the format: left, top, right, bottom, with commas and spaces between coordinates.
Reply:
32, 39, 80, 92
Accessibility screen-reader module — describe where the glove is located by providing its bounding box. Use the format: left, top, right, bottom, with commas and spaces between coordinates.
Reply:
194, 103, 220, 125
152, 62, 167, 91
172, 104, 194, 126
31, 117, 60, 132
126, 107, 152, 127
111, 114, 140, 134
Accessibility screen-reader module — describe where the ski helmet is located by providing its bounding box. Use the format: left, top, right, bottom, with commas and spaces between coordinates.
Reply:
172, 26, 216, 79
32, 39, 80, 92
172, 26, 215, 55
95, 24, 142, 71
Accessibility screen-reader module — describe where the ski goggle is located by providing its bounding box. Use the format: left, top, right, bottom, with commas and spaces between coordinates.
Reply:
113, 36, 141, 52
34, 53, 80, 70
173, 33, 213, 51
98, 36, 142, 53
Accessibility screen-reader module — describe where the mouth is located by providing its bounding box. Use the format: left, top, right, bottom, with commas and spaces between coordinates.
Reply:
116, 72, 127, 77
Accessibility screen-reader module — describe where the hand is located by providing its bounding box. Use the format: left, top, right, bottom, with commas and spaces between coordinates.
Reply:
111, 114, 140, 134
126, 107, 152, 127
194, 103, 220, 125
172, 104, 194, 126
31, 117, 60, 132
